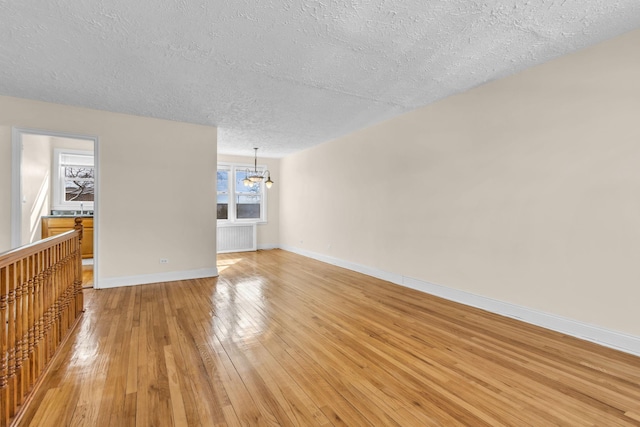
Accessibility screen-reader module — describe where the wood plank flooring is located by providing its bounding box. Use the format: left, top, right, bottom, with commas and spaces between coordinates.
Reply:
82, 264, 93, 288
13, 249, 640, 426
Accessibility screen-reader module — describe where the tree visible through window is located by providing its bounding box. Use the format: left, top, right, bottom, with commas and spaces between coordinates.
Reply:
64, 166, 94, 202
53, 150, 95, 211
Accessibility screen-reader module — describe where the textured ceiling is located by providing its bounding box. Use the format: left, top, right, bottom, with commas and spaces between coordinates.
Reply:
1, 1, 639, 157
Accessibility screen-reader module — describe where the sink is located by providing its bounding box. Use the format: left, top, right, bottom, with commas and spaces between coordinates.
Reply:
49, 210, 93, 217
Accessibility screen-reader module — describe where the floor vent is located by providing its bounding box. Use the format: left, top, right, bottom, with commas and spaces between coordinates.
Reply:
217, 223, 257, 253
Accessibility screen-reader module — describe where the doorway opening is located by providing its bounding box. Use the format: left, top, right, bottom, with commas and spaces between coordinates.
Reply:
11, 128, 99, 288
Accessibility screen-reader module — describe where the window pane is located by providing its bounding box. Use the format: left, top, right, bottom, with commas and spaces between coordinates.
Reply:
65, 166, 94, 179
64, 166, 94, 201
65, 180, 94, 202
236, 170, 248, 189
237, 204, 261, 219
237, 195, 261, 219
235, 169, 262, 219
235, 170, 261, 193
217, 204, 228, 220
216, 194, 228, 220
236, 194, 260, 204
217, 170, 229, 192
61, 154, 93, 167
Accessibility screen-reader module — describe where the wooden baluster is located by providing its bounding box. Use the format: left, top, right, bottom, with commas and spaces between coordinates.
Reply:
62, 248, 70, 332
43, 247, 50, 369
40, 251, 47, 370
59, 244, 65, 344
35, 252, 44, 387
60, 244, 67, 347
41, 248, 51, 368
69, 237, 75, 325
49, 244, 58, 361
69, 248, 76, 327
27, 254, 37, 391
20, 257, 33, 402
51, 244, 59, 360
57, 246, 64, 351
21, 257, 31, 396
19, 257, 30, 405
74, 218, 84, 316
53, 247, 61, 357
61, 246, 68, 331
14, 259, 24, 408
1, 265, 9, 427
69, 250, 75, 328
48, 246, 55, 362
59, 244, 67, 348
6, 263, 17, 420
48, 247, 55, 362
59, 250, 67, 334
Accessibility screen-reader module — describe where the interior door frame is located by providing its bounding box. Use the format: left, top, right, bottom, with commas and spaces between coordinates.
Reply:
11, 127, 100, 288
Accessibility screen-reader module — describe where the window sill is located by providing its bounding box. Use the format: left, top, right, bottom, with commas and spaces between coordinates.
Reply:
217, 220, 267, 225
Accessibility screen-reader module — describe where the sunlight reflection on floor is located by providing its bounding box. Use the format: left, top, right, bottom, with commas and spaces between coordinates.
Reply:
216, 257, 241, 273
212, 275, 268, 345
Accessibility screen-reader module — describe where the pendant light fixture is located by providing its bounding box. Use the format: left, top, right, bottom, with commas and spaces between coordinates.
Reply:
242, 148, 274, 189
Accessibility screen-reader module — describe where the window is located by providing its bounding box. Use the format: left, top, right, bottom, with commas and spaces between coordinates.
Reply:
235, 170, 261, 219
53, 149, 95, 211
217, 168, 229, 220
217, 163, 267, 222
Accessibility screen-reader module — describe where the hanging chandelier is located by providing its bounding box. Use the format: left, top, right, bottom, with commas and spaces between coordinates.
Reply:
243, 148, 274, 189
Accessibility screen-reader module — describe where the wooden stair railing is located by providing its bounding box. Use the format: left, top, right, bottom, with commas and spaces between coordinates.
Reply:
0, 218, 84, 427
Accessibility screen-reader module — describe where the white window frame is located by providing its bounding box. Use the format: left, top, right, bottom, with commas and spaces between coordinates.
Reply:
217, 162, 268, 223
52, 148, 95, 211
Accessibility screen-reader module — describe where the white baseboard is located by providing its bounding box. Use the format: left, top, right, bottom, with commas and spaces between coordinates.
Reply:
281, 245, 640, 357
281, 245, 403, 284
257, 243, 279, 250
96, 267, 218, 289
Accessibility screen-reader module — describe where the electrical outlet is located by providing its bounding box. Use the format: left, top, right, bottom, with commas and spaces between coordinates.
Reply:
159, 259, 169, 264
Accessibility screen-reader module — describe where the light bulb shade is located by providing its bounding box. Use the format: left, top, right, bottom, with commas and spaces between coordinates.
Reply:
243, 149, 274, 188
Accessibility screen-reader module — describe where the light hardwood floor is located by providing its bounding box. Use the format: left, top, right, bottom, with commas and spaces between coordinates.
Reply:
14, 249, 640, 426
82, 264, 93, 288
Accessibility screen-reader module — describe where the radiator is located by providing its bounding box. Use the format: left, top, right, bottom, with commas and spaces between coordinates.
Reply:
217, 223, 257, 253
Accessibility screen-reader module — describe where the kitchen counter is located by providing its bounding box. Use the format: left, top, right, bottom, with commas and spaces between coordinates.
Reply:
41, 215, 93, 218
41, 216, 94, 258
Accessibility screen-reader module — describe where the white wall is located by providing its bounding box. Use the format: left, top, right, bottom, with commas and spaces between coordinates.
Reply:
51, 136, 94, 153
20, 134, 51, 245
280, 29, 640, 342
0, 96, 218, 287
217, 153, 280, 249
